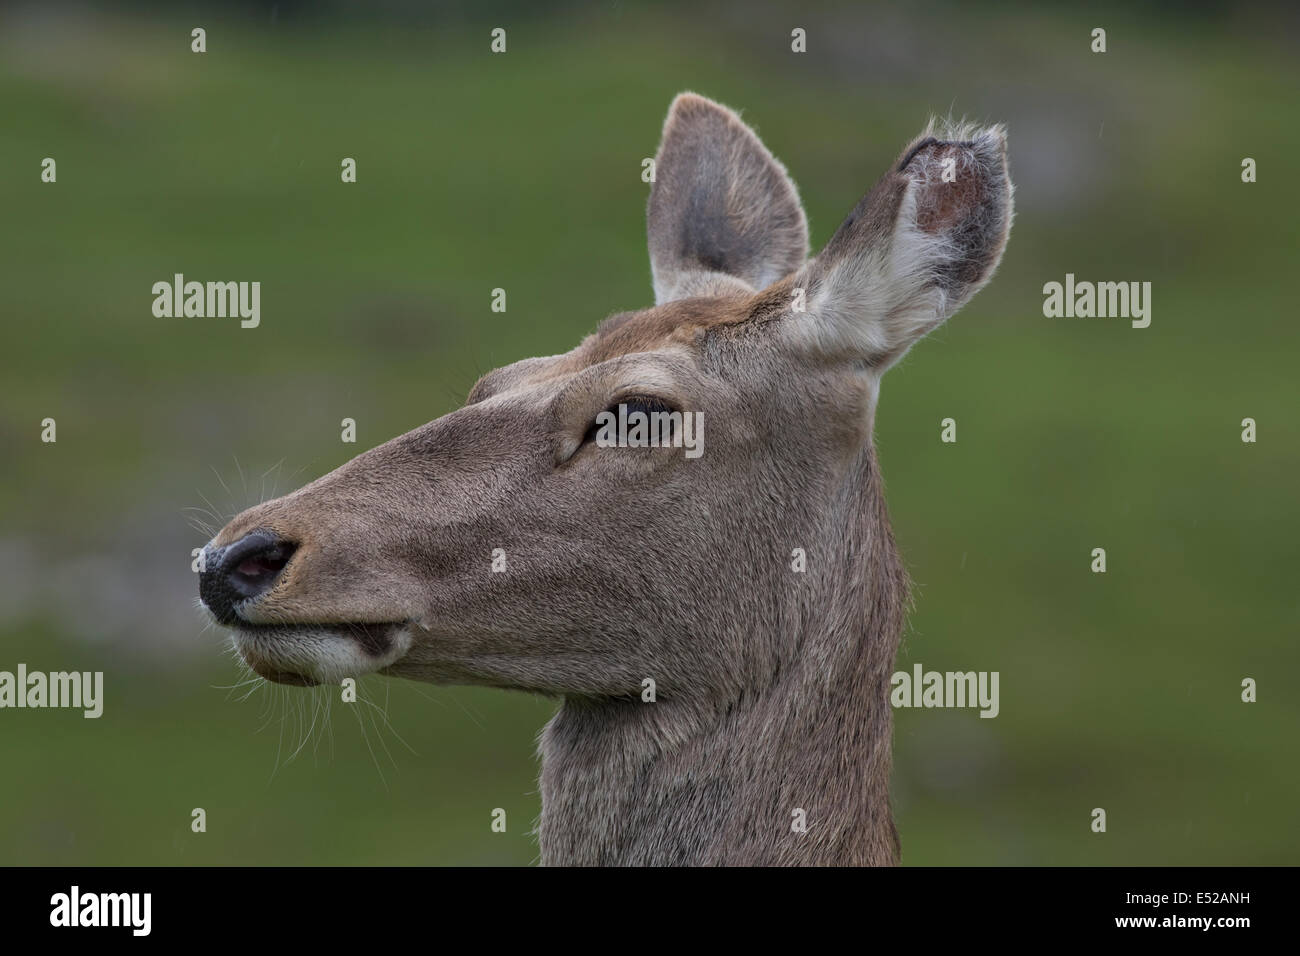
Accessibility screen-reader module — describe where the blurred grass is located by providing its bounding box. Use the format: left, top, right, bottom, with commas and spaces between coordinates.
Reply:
1, 2, 1296, 864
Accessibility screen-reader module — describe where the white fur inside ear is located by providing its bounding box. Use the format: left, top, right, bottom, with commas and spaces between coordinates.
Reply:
786, 120, 1012, 370
793, 188, 953, 367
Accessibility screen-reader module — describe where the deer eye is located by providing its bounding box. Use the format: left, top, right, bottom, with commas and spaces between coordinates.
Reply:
582, 395, 676, 445
616, 395, 674, 418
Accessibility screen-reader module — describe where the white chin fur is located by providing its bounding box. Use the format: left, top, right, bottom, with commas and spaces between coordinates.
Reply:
234, 625, 412, 685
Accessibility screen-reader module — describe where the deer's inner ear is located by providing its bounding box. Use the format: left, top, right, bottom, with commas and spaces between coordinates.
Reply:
646, 93, 809, 305
784, 123, 1013, 371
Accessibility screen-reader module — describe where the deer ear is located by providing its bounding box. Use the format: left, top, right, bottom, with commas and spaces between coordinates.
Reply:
647, 93, 809, 304
788, 122, 1013, 369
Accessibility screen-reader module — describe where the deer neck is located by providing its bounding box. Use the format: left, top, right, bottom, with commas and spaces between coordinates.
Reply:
536, 444, 907, 866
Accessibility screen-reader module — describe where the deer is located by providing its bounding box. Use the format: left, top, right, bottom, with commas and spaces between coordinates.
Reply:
198, 92, 1013, 866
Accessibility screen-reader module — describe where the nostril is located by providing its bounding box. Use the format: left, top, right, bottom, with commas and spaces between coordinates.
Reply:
233, 544, 293, 584
200, 530, 298, 623
224, 536, 297, 599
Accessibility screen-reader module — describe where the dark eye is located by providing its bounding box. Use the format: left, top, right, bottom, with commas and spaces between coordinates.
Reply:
582, 395, 676, 445
619, 395, 673, 418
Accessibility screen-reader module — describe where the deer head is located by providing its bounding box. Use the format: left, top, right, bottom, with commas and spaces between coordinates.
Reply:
199, 93, 1011, 864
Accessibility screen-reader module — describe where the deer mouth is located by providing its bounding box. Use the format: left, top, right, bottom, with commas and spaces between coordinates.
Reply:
230, 621, 412, 686
198, 529, 416, 684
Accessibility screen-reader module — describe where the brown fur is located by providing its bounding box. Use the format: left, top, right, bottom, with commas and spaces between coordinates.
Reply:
200, 93, 1013, 866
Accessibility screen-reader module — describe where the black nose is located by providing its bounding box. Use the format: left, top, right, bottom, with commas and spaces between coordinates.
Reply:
198, 530, 296, 625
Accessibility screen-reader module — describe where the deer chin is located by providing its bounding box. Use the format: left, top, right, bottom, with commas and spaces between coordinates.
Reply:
230, 622, 413, 686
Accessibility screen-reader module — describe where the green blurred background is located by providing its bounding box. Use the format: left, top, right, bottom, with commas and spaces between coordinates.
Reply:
1, 1, 1296, 865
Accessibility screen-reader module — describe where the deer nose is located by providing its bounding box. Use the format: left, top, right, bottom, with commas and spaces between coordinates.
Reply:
198, 530, 297, 625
